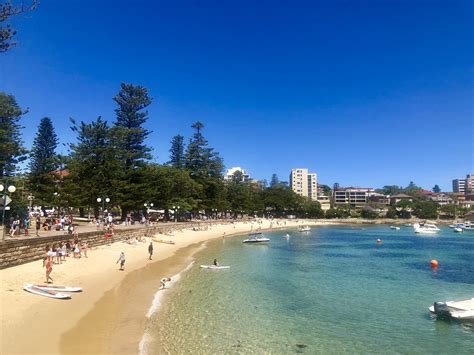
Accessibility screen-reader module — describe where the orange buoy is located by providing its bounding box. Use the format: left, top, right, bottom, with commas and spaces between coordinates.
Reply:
376, 239, 382, 244
430, 259, 439, 268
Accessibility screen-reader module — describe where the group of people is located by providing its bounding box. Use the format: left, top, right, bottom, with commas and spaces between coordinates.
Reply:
43, 239, 88, 283
8, 212, 76, 238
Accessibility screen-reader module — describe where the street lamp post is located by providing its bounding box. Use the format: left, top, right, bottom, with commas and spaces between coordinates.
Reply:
172, 205, 180, 223
27, 195, 34, 212
1, 184, 16, 241
53, 192, 60, 218
97, 197, 110, 219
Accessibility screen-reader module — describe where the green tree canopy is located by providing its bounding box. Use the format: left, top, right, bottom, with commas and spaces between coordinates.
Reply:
67, 117, 121, 210
0, 92, 27, 177
28, 117, 60, 204
432, 185, 441, 193
168, 134, 185, 169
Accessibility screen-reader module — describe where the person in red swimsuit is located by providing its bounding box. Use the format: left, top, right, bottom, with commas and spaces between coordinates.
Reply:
44, 257, 53, 283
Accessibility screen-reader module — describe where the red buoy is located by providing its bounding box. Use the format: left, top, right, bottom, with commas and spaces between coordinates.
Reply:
430, 259, 439, 268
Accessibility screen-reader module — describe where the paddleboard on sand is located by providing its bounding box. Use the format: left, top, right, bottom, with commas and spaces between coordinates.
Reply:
23, 284, 71, 299
33, 284, 82, 292
152, 238, 176, 245
200, 265, 230, 269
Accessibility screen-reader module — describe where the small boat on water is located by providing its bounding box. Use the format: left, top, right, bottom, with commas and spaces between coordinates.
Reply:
298, 226, 311, 232
429, 297, 474, 321
283, 234, 290, 240
390, 226, 400, 230
23, 284, 71, 299
413, 222, 440, 234
243, 232, 270, 244
454, 227, 463, 233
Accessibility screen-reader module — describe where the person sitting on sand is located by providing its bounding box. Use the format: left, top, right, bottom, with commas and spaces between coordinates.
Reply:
213, 258, 219, 266
117, 252, 126, 270
160, 277, 171, 289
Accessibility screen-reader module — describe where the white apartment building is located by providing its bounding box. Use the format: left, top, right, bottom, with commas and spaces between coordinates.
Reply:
452, 178, 466, 193
334, 187, 375, 207
224, 167, 250, 182
290, 168, 318, 200
453, 174, 474, 194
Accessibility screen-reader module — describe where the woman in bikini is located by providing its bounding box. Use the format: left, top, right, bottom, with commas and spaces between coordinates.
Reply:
44, 254, 53, 283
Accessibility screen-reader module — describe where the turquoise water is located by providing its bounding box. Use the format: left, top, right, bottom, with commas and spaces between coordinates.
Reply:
146, 225, 474, 354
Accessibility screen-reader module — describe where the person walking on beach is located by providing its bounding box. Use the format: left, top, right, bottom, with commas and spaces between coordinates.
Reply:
116, 252, 126, 270
148, 242, 153, 260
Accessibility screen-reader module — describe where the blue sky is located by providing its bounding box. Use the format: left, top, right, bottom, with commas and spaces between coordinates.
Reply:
1, 0, 473, 191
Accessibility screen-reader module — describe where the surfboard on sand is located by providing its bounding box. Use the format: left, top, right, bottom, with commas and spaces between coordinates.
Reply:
33, 284, 82, 292
152, 238, 175, 245
23, 284, 71, 299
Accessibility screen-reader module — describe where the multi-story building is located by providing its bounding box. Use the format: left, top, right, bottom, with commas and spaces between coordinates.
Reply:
224, 167, 250, 183
452, 174, 474, 194
333, 187, 375, 207
452, 178, 466, 193
289, 168, 318, 200
467, 174, 474, 193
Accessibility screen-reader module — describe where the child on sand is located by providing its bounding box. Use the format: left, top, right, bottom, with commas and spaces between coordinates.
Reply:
160, 277, 171, 289
116, 252, 126, 270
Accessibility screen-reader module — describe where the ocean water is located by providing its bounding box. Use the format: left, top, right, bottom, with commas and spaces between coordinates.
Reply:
143, 225, 474, 354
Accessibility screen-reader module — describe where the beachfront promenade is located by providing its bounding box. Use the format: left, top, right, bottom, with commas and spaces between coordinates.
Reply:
0, 220, 231, 269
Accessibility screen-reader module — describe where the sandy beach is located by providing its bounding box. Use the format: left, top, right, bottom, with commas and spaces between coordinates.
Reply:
1, 219, 318, 354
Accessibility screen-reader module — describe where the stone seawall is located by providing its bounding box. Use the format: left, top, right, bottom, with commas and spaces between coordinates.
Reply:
0, 223, 200, 269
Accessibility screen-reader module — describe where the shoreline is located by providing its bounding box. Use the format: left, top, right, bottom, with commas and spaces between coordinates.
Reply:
1, 219, 319, 354
0, 219, 445, 354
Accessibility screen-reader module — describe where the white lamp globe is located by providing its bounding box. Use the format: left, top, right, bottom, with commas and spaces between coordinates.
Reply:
97, 197, 102, 203
8, 185, 16, 193
105, 198, 110, 203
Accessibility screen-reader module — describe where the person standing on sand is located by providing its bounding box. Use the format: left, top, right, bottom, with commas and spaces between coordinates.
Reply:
35, 216, 41, 236
117, 252, 126, 270
148, 242, 153, 260
44, 254, 53, 283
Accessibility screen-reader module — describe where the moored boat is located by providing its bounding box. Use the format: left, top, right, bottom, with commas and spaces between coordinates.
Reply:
413, 222, 440, 234
429, 297, 474, 321
390, 226, 400, 230
298, 226, 311, 232
243, 232, 270, 244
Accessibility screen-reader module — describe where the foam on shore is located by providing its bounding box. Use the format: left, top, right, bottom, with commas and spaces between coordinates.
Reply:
139, 260, 196, 354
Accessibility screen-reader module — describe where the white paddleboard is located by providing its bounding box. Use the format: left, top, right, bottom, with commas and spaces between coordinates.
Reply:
23, 284, 71, 299
200, 265, 230, 269
33, 284, 82, 292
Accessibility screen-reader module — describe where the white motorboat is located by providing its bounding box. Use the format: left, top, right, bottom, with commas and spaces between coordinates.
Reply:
390, 226, 400, 230
298, 226, 311, 232
429, 297, 474, 321
243, 232, 270, 244
454, 227, 463, 233
413, 223, 440, 234
283, 233, 290, 240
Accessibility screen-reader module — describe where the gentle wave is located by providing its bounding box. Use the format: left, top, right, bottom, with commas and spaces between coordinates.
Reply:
139, 260, 195, 355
